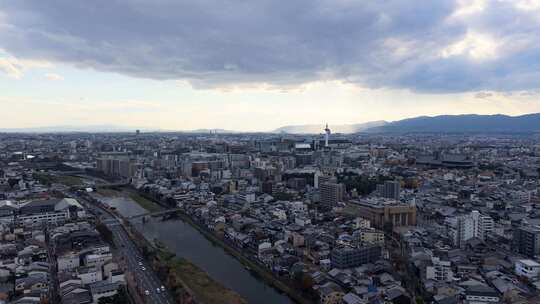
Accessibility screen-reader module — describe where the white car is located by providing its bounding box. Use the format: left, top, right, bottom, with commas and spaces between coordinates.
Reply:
161, 286, 165, 291
138, 262, 143, 266
156, 288, 161, 293
144, 290, 150, 296
141, 266, 146, 271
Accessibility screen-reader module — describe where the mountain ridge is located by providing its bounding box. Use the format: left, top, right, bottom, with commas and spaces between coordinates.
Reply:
1, 113, 539, 134
364, 113, 540, 133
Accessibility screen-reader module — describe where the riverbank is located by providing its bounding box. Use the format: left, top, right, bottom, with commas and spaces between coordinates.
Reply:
173, 211, 312, 304
92, 192, 246, 304
33, 172, 85, 187
154, 244, 247, 304
125, 221, 247, 304
103, 185, 308, 303
96, 187, 162, 213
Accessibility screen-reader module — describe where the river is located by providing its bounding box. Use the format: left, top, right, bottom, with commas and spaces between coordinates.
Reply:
96, 192, 294, 304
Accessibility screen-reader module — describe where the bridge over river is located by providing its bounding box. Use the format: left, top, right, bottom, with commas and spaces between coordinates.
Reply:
126, 208, 184, 220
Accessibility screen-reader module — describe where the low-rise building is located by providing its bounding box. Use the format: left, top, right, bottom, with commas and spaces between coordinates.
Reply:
515, 259, 540, 279
331, 245, 381, 269
426, 257, 453, 282
353, 228, 384, 245
465, 285, 499, 304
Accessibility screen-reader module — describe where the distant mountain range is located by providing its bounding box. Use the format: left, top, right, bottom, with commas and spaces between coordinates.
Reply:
0, 125, 240, 134
365, 113, 540, 133
186, 129, 239, 134
2, 113, 540, 134
273, 121, 388, 134
0, 125, 139, 133
274, 113, 540, 134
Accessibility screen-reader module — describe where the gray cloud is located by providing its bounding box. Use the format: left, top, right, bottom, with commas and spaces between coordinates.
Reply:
0, 0, 539, 92
474, 91, 494, 99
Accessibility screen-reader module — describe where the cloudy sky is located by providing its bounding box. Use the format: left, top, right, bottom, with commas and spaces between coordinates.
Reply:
1, 0, 540, 131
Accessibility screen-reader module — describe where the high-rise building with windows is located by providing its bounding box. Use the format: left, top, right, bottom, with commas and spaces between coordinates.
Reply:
455, 210, 494, 247
378, 180, 401, 200
320, 181, 345, 207
513, 226, 540, 257
96, 153, 136, 179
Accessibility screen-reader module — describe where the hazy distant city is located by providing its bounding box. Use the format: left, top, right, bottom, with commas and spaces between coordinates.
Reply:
2, 1, 540, 304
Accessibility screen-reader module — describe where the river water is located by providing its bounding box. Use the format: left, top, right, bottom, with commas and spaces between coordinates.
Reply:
97, 192, 293, 304
94, 194, 147, 217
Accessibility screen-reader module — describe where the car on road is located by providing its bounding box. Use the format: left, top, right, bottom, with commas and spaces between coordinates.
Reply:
161, 285, 165, 291
141, 266, 146, 271
138, 262, 143, 266
156, 288, 160, 293
144, 290, 150, 296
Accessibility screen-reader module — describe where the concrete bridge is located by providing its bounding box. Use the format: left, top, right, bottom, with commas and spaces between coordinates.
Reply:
95, 182, 131, 188
126, 208, 184, 220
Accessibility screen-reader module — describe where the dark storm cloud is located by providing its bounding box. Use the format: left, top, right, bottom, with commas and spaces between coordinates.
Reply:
0, 0, 539, 92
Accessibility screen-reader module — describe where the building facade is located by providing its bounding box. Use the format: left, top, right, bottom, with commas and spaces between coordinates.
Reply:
512, 226, 540, 257
331, 245, 382, 269
352, 198, 416, 229
320, 182, 345, 207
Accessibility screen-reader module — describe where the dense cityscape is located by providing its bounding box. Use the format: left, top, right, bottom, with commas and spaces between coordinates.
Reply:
0, 129, 540, 304
2, 1, 540, 304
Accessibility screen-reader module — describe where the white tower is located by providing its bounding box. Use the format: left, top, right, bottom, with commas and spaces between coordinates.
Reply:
324, 123, 331, 147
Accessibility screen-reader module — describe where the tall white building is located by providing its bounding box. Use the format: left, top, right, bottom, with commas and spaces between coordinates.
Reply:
471, 210, 494, 240
324, 124, 331, 147
455, 210, 494, 247
456, 215, 475, 247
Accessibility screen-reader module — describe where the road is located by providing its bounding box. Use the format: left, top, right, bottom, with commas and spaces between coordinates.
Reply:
45, 226, 60, 304
76, 193, 172, 304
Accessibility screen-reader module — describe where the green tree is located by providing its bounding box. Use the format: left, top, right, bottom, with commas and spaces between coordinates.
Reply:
96, 223, 114, 245
98, 287, 128, 304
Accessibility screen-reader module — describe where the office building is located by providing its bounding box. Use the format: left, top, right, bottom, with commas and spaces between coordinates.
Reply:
320, 182, 345, 207
456, 215, 475, 247
314, 173, 333, 189
472, 210, 494, 240
379, 180, 401, 200
96, 154, 136, 179
512, 226, 540, 257
331, 245, 381, 269
455, 210, 494, 247
351, 198, 416, 229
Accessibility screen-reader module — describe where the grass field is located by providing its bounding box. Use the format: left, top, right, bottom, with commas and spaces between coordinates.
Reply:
167, 256, 246, 304
96, 188, 121, 197
34, 173, 85, 187
96, 188, 162, 213
128, 193, 161, 213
